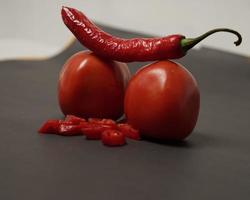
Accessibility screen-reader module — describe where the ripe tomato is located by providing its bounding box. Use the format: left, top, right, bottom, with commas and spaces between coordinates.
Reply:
124, 60, 200, 140
58, 51, 130, 120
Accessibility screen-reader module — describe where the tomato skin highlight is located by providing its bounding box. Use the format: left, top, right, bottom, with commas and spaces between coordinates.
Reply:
101, 130, 126, 146
58, 51, 130, 120
124, 60, 200, 140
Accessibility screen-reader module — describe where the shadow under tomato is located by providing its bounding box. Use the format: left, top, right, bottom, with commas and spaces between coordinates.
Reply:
140, 130, 217, 148
188, 131, 230, 149
141, 135, 192, 148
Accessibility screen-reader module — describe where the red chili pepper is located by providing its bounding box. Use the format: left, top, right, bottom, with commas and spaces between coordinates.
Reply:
117, 123, 140, 140
65, 115, 86, 125
61, 6, 242, 62
101, 130, 126, 146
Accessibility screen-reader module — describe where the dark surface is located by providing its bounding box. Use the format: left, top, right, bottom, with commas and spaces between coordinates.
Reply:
0, 26, 250, 200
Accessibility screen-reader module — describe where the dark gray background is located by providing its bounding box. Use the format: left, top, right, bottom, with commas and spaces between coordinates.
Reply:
0, 26, 250, 200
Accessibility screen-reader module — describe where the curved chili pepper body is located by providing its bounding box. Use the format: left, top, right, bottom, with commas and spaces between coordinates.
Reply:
61, 7, 241, 62
61, 7, 185, 62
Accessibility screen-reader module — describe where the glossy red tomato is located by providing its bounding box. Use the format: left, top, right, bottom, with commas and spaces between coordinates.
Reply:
58, 51, 130, 120
124, 60, 200, 140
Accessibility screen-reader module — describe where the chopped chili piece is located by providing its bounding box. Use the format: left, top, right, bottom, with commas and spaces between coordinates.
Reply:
58, 123, 83, 136
89, 118, 116, 125
82, 123, 114, 140
39, 117, 139, 147
101, 130, 126, 146
38, 119, 61, 134
65, 115, 86, 125
39, 119, 83, 135
88, 118, 117, 130
117, 123, 140, 140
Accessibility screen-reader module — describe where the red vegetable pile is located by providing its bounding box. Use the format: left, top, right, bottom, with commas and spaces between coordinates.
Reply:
38, 6, 242, 146
39, 115, 140, 147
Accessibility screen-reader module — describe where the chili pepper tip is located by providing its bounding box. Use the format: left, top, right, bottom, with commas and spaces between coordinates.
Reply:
181, 28, 242, 52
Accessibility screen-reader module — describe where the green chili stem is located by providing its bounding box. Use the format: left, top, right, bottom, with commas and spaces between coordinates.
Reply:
181, 28, 242, 52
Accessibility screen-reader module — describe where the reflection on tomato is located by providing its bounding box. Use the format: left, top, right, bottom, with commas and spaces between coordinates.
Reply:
124, 60, 200, 140
58, 51, 130, 120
